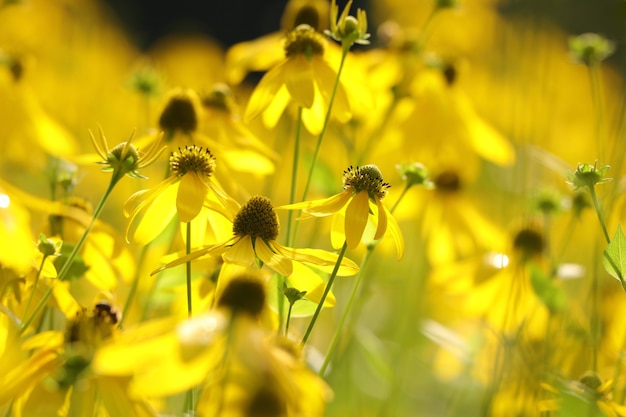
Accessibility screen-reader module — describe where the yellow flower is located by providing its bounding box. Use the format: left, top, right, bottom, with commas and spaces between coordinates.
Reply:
93, 275, 331, 416
124, 145, 239, 245
244, 23, 351, 135
281, 164, 404, 259
8, 301, 157, 417
153, 195, 359, 280
540, 372, 626, 417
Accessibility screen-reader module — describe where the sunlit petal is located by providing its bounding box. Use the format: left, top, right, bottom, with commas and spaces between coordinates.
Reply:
222, 235, 257, 268
344, 190, 369, 249
313, 58, 351, 122
258, 240, 293, 276
177, 173, 208, 222
384, 204, 404, 260
278, 190, 352, 217
374, 198, 388, 241
245, 62, 287, 122
284, 55, 315, 108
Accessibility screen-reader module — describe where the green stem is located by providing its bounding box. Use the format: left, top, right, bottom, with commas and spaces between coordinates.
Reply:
19, 173, 122, 334
318, 185, 410, 375
319, 245, 374, 375
588, 185, 610, 244
186, 221, 193, 318
23, 254, 48, 319
285, 301, 294, 336
120, 244, 149, 328
588, 63, 606, 161
301, 48, 349, 202
301, 241, 349, 345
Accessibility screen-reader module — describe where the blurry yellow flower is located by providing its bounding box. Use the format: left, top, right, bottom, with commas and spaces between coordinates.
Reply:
201, 83, 279, 162
93, 275, 331, 416
8, 301, 157, 417
540, 372, 626, 417
281, 164, 404, 259
153, 195, 358, 279
225, 0, 330, 84
0, 181, 35, 275
244, 23, 351, 135
124, 145, 239, 245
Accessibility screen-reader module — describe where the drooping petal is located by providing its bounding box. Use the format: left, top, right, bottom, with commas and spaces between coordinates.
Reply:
258, 240, 293, 276
344, 191, 369, 249
284, 55, 315, 108
222, 235, 257, 269
244, 62, 288, 123
374, 197, 388, 241
278, 190, 352, 217
313, 58, 351, 122
152, 238, 235, 275
384, 204, 404, 260
262, 85, 291, 129
128, 182, 178, 246
274, 245, 358, 276
330, 210, 345, 250
301, 83, 326, 135
287, 262, 336, 308
177, 173, 209, 223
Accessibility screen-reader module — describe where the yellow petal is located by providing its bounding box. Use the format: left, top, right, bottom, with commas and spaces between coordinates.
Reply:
261, 85, 291, 129
374, 198, 387, 240
384, 204, 404, 260
288, 262, 336, 308
177, 173, 208, 223
284, 55, 315, 108
313, 58, 351, 122
330, 210, 345, 250
258, 241, 292, 276
302, 85, 326, 135
129, 182, 178, 246
222, 235, 257, 268
152, 239, 234, 275
278, 190, 352, 216
245, 62, 287, 123
344, 191, 369, 249
274, 245, 359, 276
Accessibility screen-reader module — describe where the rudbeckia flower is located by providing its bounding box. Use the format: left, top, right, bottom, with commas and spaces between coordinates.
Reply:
152, 195, 359, 286
280, 164, 404, 259
244, 23, 351, 135
10, 301, 158, 417
124, 145, 239, 246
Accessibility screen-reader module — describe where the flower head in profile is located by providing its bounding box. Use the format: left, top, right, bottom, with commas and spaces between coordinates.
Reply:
244, 23, 351, 134
281, 164, 404, 259
153, 195, 358, 279
89, 125, 165, 180
124, 145, 239, 245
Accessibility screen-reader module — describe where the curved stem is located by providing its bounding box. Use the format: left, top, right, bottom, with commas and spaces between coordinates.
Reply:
588, 186, 611, 244
19, 174, 121, 334
301, 49, 349, 202
319, 246, 374, 375
23, 254, 48, 319
301, 241, 348, 345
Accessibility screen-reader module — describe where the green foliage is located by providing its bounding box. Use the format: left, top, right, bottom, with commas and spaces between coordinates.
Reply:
602, 225, 626, 291
529, 263, 565, 313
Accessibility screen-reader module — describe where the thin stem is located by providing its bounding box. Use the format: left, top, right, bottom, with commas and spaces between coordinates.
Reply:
285, 302, 294, 336
120, 244, 149, 327
19, 174, 122, 334
186, 221, 193, 318
23, 254, 48, 319
318, 186, 410, 375
301, 49, 349, 202
301, 241, 349, 345
588, 185, 611, 244
588, 64, 606, 161
319, 245, 374, 375
280, 107, 304, 333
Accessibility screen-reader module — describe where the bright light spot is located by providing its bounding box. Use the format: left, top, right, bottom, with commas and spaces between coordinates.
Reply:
557, 263, 585, 280
0, 194, 10, 209
485, 252, 509, 269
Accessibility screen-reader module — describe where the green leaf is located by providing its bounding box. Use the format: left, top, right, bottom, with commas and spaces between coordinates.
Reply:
602, 224, 626, 291
54, 243, 90, 281
529, 263, 565, 313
